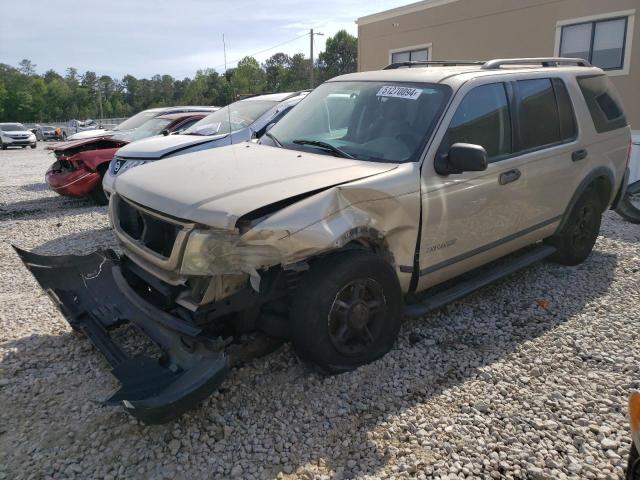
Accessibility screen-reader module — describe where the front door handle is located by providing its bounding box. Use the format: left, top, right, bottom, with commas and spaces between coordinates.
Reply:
572, 149, 588, 161
499, 169, 521, 185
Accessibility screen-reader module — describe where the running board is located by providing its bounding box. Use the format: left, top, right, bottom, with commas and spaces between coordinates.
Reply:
404, 244, 556, 317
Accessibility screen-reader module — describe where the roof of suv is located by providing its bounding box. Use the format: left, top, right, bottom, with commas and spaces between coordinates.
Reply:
331, 58, 604, 85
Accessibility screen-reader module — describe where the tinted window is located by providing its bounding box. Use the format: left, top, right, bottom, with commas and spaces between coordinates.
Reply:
552, 78, 577, 141
444, 83, 511, 161
577, 75, 627, 133
517, 79, 561, 150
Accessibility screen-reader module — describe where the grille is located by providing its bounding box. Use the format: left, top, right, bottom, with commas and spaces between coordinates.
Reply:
117, 198, 182, 258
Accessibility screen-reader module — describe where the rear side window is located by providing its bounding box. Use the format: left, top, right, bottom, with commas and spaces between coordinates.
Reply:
516, 79, 561, 150
443, 83, 512, 161
577, 75, 627, 133
552, 78, 577, 141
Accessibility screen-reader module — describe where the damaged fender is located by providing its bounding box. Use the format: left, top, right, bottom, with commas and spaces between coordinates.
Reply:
241, 162, 422, 291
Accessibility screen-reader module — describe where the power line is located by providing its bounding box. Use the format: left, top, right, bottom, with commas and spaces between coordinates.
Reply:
212, 32, 311, 71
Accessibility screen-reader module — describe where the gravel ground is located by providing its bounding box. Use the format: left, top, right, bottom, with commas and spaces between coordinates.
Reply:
0, 147, 638, 480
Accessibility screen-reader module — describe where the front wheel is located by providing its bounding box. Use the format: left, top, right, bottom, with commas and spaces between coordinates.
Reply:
30, 143, 37, 149
545, 186, 602, 266
289, 250, 402, 373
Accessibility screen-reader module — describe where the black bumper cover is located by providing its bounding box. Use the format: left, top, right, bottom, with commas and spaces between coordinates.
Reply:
14, 246, 228, 424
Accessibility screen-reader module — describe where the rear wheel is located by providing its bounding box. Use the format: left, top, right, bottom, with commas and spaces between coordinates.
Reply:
545, 186, 601, 266
89, 164, 109, 205
289, 250, 402, 373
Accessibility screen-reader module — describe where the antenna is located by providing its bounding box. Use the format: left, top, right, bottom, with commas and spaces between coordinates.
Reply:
223, 33, 233, 144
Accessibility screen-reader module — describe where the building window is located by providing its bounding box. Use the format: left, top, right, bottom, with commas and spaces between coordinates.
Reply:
390, 45, 430, 64
559, 16, 628, 70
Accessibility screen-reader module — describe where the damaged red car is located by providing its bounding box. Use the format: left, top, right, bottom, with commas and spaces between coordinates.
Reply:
45, 111, 209, 204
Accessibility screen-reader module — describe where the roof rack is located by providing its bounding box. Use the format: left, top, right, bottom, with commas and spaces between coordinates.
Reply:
384, 60, 485, 70
481, 57, 592, 69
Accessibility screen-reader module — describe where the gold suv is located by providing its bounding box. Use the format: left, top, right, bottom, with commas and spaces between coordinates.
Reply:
17, 58, 632, 423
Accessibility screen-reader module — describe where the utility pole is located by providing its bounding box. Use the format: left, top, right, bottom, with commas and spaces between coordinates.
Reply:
309, 28, 324, 89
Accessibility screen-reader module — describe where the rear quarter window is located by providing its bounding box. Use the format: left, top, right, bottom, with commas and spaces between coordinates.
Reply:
577, 75, 627, 133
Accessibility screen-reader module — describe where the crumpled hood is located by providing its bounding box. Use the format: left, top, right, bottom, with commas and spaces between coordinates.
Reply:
116, 132, 228, 160
114, 143, 398, 229
53, 135, 126, 153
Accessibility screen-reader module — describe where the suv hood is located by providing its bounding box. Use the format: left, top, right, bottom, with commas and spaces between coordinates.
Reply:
114, 143, 397, 229
116, 132, 229, 160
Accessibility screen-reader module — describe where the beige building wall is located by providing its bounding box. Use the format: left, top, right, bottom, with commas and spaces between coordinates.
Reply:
357, 0, 639, 130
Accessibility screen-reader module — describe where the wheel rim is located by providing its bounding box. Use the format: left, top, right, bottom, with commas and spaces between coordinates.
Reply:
570, 203, 597, 250
327, 278, 387, 357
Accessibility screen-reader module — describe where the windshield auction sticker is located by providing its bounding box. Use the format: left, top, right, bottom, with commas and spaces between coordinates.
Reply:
376, 86, 422, 100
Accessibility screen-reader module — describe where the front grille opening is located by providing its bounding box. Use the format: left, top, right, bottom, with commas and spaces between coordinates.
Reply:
117, 198, 181, 258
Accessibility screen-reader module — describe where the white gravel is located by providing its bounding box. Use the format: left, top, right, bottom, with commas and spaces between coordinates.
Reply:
1, 147, 638, 480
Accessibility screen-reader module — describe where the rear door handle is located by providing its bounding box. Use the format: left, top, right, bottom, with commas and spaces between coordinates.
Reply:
572, 149, 588, 161
499, 169, 521, 185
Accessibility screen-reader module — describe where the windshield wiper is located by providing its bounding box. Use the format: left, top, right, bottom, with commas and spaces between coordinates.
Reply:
264, 131, 282, 147
292, 139, 354, 159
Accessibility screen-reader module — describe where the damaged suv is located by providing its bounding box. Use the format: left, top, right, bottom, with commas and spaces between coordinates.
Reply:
17, 58, 631, 423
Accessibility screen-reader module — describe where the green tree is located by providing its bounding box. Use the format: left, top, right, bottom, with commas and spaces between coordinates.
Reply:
230, 57, 266, 95
264, 53, 291, 92
317, 30, 358, 82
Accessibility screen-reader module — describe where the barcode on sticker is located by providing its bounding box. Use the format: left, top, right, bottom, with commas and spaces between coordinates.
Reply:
377, 86, 422, 100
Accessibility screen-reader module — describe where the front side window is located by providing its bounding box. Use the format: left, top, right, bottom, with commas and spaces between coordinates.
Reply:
442, 83, 512, 161
560, 17, 628, 70
266, 81, 451, 163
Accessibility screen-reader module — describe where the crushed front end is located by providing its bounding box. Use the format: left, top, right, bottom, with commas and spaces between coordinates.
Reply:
15, 194, 290, 423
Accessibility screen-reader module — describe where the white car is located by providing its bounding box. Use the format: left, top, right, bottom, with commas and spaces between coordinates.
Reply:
0, 123, 37, 149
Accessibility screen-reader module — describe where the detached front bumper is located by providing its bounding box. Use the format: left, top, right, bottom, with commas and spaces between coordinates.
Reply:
46, 167, 101, 197
14, 247, 228, 424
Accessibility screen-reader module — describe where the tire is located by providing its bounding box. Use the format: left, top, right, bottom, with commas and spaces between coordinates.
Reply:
1, 143, 5, 150
30, 143, 37, 149
628, 445, 640, 480
88, 165, 109, 205
616, 190, 640, 224
289, 250, 402, 373
21, 145, 27, 149
545, 186, 602, 266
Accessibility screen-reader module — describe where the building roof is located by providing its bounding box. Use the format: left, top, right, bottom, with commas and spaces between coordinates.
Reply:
356, 0, 462, 26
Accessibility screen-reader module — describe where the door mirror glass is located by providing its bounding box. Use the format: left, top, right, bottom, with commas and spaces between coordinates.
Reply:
437, 143, 488, 174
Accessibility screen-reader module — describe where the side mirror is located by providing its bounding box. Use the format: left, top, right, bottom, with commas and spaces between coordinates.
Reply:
161, 129, 170, 136
435, 143, 488, 175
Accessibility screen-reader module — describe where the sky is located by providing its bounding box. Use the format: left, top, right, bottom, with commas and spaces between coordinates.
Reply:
0, 0, 409, 79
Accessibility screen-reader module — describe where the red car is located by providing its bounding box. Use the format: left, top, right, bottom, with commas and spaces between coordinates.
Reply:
46, 112, 207, 204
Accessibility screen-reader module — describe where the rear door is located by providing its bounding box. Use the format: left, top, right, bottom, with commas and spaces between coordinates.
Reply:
508, 77, 582, 231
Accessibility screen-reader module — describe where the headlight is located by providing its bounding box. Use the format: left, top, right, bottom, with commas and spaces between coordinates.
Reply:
180, 229, 282, 278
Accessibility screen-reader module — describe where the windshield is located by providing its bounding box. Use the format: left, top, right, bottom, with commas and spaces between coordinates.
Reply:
184, 100, 278, 136
128, 117, 172, 141
266, 81, 451, 163
113, 111, 159, 131
0, 124, 25, 131
42, 126, 55, 131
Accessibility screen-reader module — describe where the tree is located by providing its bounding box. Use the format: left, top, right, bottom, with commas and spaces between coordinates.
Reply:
317, 30, 358, 82
283, 53, 310, 91
264, 53, 291, 92
230, 57, 266, 95
18, 59, 37, 76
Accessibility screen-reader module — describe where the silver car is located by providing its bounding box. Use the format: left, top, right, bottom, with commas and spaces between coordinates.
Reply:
0, 123, 37, 149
